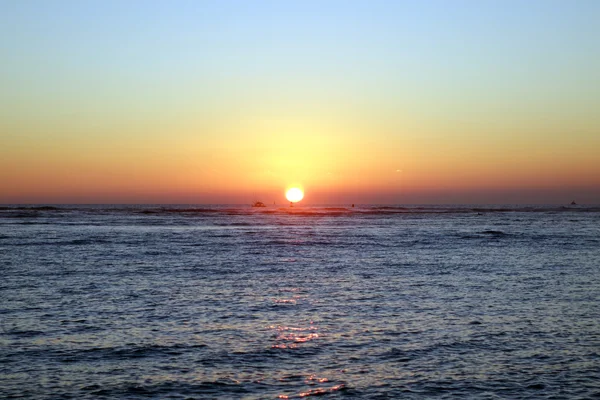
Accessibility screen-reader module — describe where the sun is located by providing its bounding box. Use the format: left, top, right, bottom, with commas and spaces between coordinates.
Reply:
286, 187, 304, 203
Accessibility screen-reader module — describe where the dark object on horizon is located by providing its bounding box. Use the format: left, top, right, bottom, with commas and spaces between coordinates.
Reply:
352, 204, 355, 208
252, 201, 266, 207
571, 200, 577, 205
290, 201, 293, 207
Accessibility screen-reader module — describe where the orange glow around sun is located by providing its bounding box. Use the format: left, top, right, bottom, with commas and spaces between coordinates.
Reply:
286, 187, 304, 203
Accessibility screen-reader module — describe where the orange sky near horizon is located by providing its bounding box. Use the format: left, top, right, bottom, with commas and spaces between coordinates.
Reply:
3, 110, 599, 204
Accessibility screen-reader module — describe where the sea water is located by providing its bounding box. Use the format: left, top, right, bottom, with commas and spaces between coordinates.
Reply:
1, 205, 599, 399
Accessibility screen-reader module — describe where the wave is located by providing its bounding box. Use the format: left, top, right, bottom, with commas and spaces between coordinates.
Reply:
479, 229, 509, 236
139, 207, 225, 214
56, 343, 209, 362
11, 238, 110, 246
2, 204, 599, 218
0, 206, 59, 211
79, 379, 310, 398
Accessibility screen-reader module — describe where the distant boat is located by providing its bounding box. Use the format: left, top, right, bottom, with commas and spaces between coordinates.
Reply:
571, 200, 577, 205
252, 201, 266, 207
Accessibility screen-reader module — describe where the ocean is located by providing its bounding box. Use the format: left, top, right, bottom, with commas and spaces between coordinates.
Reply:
1, 204, 599, 399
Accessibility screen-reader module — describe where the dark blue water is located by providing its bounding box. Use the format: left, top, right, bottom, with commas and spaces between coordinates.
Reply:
1, 205, 600, 399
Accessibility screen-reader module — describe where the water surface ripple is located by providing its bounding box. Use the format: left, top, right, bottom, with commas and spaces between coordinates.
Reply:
1, 205, 599, 399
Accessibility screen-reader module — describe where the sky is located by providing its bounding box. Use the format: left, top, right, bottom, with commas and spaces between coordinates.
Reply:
1, 0, 599, 204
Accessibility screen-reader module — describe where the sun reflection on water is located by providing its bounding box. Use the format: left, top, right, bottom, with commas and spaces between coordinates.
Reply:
267, 317, 348, 397
269, 323, 320, 350
305, 374, 329, 384
272, 298, 297, 304
298, 383, 346, 397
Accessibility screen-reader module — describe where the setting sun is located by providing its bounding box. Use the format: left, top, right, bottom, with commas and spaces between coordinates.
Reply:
286, 188, 304, 203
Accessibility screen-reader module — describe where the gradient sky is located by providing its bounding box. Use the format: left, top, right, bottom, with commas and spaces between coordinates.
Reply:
1, 0, 599, 204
